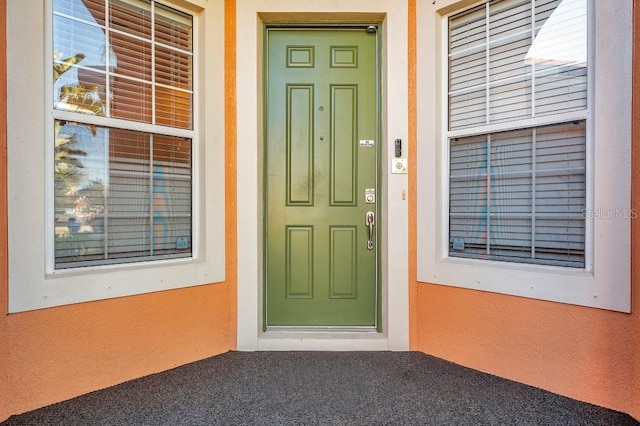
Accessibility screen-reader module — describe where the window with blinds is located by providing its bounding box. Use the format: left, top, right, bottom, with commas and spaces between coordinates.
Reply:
447, 0, 587, 267
52, 0, 194, 269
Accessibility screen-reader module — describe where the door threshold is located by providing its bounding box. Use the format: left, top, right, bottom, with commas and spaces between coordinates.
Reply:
257, 328, 388, 351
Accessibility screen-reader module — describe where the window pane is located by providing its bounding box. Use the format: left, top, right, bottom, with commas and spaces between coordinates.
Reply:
489, 0, 531, 42
448, 3, 487, 129
110, 32, 152, 81
449, 47, 486, 92
156, 87, 192, 128
54, 0, 105, 27
54, 121, 192, 269
532, 0, 588, 117
53, 14, 106, 61
488, 25, 531, 83
152, 135, 192, 255
449, 4, 486, 54
155, 46, 192, 88
54, 121, 108, 265
53, 0, 194, 129
111, 76, 153, 123
534, 218, 585, 266
53, 14, 108, 116
56, 68, 108, 116
154, 3, 193, 51
109, 0, 152, 39
490, 217, 532, 258
449, 89, 487, 129
448, 122, 585, 267
534, 66, 587, 116
448, 0, 587, 130
155, 44, 193, 128
489, 76, 532, 122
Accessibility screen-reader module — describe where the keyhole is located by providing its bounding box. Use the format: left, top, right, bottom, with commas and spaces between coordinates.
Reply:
319, 106, 324, 111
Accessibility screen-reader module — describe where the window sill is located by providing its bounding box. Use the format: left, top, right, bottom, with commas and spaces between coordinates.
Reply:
420, 252, 629, 313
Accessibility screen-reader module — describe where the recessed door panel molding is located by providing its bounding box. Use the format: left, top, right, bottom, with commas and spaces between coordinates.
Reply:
286, 226, 314, 299
330, 85, 358, 206
286, 84, 314, 206
330, 46, 358, 68
329, 226, 358, 299
287, 46, 315, 68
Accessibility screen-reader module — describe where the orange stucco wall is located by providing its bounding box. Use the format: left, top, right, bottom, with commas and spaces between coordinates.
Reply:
408, 0, 640, 420
0, 0, 238, 420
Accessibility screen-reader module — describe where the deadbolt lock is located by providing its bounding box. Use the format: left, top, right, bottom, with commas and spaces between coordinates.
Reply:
365, 188, 375, 204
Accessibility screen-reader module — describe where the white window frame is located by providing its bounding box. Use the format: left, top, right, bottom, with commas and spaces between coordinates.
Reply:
7, 0, 225, 313
417, 0, 632, 312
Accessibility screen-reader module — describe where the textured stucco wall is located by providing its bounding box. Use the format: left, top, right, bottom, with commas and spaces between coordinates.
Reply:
0, 0, 238, 420
408, 0, 640, 420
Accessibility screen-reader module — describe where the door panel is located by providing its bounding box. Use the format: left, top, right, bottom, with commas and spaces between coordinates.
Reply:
331, 85, 357, 205
265, 28, 378, 327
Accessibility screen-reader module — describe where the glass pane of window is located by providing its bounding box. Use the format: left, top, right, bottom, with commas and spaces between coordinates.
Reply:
448, 0, 587, 130
53, 0, 193, 129
109, 0, 152, 39
110, 32, 152, 81
54, 121, 192, 269
53, 14, 108, 115
449, 4, 486, 54
54, 0, 106, 27
154, 44, 193, 129
54, 121, 108, 265
489, 0, 531, 42
154, 3, 193, 51
534, 66, 587, 116
448, 3, 487, 130
110, 76, 153, 123
155, 87, 192, 129
55, 68, 108, 116
448, 122, 585, 267
449, 47, 486, 93
155, 46, 192, 88
449, 89, 487, 129
489, 77, 532, 123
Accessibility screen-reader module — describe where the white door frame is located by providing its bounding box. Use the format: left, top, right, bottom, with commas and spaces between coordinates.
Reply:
236, 0, 409, 351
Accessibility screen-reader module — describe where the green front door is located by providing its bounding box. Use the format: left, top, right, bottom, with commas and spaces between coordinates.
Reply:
265, 28, 379, 328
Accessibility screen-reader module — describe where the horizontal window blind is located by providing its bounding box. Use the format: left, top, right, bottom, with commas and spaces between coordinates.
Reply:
447, 0, 588, 268
52, 0, 194, 269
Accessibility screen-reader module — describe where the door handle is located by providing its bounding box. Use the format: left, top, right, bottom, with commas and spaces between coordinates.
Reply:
365, 211, 375, 250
